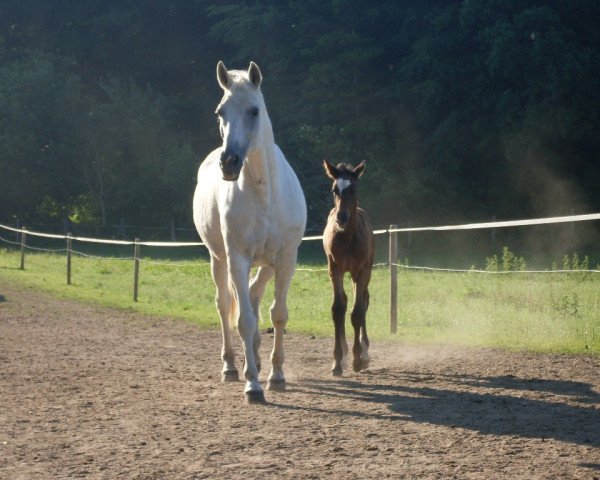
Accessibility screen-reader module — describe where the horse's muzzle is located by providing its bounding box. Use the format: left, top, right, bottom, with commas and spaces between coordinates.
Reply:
219, 151, 242, 181
336, 210, 349, 230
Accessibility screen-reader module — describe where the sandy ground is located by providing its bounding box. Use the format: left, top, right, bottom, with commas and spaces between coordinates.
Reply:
0, 280, 599, 479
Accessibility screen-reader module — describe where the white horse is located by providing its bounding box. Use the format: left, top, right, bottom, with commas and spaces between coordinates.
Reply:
193, 61, 307, 403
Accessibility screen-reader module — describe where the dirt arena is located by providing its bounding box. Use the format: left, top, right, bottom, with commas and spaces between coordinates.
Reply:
1, 280, 599, 479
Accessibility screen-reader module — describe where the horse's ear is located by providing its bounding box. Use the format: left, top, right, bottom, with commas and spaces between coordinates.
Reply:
323, 160, 338, 180
217, 61, 231, 90
248, 61, 262, 88
353, 160, 366, 178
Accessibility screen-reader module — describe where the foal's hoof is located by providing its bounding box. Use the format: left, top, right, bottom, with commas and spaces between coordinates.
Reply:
353, 359, 370, 372
245, 390, 267, 405
221, 369, 239, 382
267, 378, 286, 392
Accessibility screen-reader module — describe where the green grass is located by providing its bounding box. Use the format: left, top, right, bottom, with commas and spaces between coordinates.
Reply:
1, 248, 598, 355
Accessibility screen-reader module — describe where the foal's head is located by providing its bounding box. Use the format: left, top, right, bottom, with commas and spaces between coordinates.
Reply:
324, 160, 366, 231
215, 61, 265, 181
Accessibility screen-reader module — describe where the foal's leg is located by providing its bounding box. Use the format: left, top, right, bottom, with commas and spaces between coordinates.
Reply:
330, 267, 348, 377
249, 266, 275, 373
267, 260, 295, 391
351, 271, 370, 372
211, 256, 238, 382
228, 252, 264, 403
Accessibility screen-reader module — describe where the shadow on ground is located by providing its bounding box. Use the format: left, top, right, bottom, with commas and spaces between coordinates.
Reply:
276, 370, 600, 448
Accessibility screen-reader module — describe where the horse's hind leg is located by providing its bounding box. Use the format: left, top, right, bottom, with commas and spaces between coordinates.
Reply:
267, 259, 296, 391
211, 256, 238, 382
249, 266, 274, 373
351, 275, 370, 372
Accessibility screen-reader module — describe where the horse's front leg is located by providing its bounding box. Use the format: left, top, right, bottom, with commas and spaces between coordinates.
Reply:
266, 260, 295, 391
351, 274, 370, 372
330, 267, 348, 377
249, 266, 275, 374
210, 256, 238, 382
229, 253, 264, 403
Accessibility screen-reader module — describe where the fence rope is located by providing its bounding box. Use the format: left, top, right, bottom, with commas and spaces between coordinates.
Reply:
2, 212, 600, 246
2, 213, 600, 275
388, 212, 600, 233
138, 258, 210, 268
70, 250, 133, 261
23, 245, 67, 254
392, 264, 600, 274
0, 233, 22, 247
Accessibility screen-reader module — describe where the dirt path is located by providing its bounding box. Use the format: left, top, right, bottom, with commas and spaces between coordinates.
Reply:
1, 281, 599, 479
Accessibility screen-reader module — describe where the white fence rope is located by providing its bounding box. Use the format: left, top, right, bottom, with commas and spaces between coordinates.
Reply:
388, 212, 600, 233
2, 212, 599, 246
393, 264, 600, 274
139, 258, 210, 268
2, 214, 598, 330
0, 233, 22, 247
71, 250, 133, 261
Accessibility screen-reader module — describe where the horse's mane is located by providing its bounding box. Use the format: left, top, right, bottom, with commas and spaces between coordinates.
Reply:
226, 69, 251, 86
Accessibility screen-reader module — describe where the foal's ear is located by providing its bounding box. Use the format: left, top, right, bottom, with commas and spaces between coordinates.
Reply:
248, 61, 262, 88
323, 160, 338, 179
217, 61, 231, 90
353, 160, 366, 178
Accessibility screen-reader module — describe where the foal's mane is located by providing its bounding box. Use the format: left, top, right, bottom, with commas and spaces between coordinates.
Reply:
335, 163, 357, 176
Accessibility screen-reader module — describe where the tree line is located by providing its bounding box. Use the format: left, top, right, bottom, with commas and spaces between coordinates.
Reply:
1, 0, 599, 240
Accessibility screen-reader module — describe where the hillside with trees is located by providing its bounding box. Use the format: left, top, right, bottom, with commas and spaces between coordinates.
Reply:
1, 1, 599, 243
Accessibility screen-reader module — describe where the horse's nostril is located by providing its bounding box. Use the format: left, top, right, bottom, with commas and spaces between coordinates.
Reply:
220, 152, 241, 169
337, 211, 348, 225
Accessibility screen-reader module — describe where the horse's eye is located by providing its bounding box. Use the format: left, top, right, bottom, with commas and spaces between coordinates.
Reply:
249, 106, 259, 117
332, 186, 339, 196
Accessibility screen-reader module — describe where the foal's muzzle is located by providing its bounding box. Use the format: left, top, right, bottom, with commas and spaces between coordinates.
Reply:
219, 151, 242, 181
336, 210, 349, 229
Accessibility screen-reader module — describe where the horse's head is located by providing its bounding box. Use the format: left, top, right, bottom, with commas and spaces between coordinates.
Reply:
215, 61, 265, 181
323, 160, 366, 231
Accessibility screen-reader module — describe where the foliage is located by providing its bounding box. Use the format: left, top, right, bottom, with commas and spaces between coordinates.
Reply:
0, 1, 600, 243
485, 246, 526, 271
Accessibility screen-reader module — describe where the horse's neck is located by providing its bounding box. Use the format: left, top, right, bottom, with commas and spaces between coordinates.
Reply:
241, 117, 275, 203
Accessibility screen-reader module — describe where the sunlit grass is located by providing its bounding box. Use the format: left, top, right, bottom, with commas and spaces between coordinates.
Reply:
0, 248, 598, 354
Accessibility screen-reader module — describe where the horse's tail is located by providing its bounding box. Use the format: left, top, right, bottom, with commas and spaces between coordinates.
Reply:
227, 282, 237, 331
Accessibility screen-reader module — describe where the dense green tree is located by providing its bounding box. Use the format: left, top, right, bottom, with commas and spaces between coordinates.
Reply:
0, 54, 88, 222
0, 0, 599, 243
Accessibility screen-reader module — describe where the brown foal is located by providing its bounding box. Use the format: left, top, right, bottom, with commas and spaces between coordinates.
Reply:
322, 160, 374, 376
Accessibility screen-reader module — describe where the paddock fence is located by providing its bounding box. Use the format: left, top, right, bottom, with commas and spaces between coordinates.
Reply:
1, 212, 600, 333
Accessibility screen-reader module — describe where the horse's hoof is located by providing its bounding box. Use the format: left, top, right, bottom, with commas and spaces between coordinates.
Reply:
267, 378, 286, 392
245, 390, 267, 405
331, 366, 343, 377
352, 360, 362, 373
359, 359, 370, 371
221, 369, 239, 382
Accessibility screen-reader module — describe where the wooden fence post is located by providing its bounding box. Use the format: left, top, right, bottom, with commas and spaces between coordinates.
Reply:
66, 233, 72, 285
20, 228, 27, 270
133, 238, 141, 302
389, 225, 398, 334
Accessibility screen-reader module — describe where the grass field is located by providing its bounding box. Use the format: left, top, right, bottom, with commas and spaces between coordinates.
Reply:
0, 247, 598, 355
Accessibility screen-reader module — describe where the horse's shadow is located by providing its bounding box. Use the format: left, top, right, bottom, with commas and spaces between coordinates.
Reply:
275, 370, 600, 449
